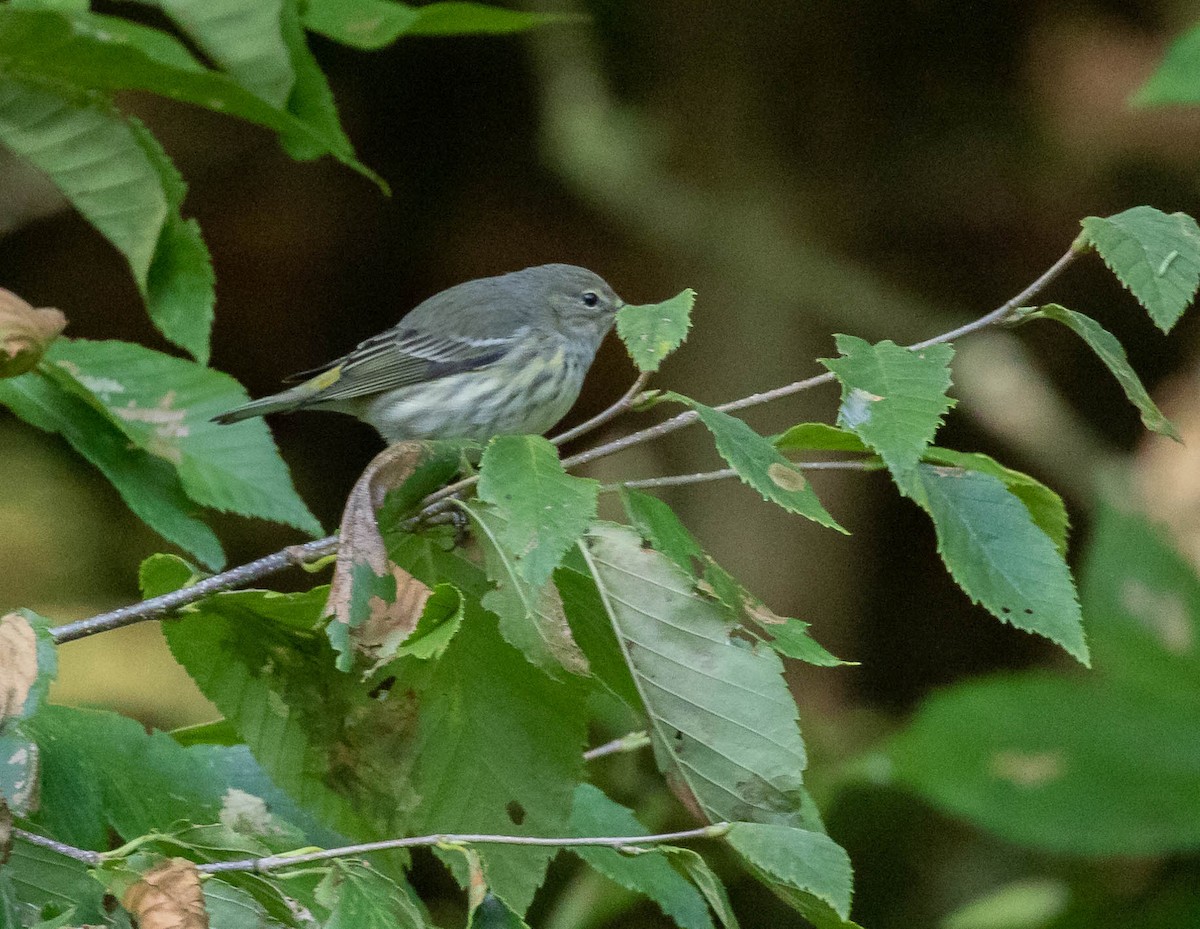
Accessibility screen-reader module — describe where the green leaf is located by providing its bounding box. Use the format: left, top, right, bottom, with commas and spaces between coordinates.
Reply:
726, 822, 854, 925
0, 78, 215, 361
619, 489, 848, 667
819, 336, 955, 497
22, 705, 241, 847
1133, 23, 1200, 108
773, 423, 870, 454
917, 464, 1088, 664
1080, 500, 1200, 702
555, 565, 642, 711
469, 893, 531, 929
941, 879, 1068, 929
0, 733, 37, 816
889, 672, 1200, 855
1077, 206, 1200, 332
619, 487, 704, 576
44, 339, 322, 536
204, 879, 293, 929
461, 500, 589, 677
568, 784, 715, 929
302, 0, 581, 50
579, 523, 816, 828
0, 367, 224, 567
0, 6, 381, 185
162, 590, 400, 838
3, 838, 107, 924
132, 0, 296, 106
920, 449, 1070, 556
668, 394, 845, 532
404, 598, 589, 914
615, 289, 696, 373
760, 618, 850, 668
1017, 304, 1180, 440
315, 861, 426, 929
478, 435, 599, 589
389, 582, 464, 660
139, 552, 201, 598
660, 847, 740, 929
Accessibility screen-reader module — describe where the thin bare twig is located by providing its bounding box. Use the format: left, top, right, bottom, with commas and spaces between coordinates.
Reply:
47, 247, 1077, 645
195, 823, 730, 874
604, 459, 881, 492
13, 827, 103, 865
553, 372, 651, 447
582, 730, 651, 760
49, 537, 338, 644
563, 248, 1079, 471
9, 820, 728, 876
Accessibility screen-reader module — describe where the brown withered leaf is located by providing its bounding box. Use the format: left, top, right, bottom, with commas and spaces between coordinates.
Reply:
326, 441, 436, 666
0, 612, 37, 723
0, 798, 12, 866
122, 858, 208, 929
0, 288, 66, 379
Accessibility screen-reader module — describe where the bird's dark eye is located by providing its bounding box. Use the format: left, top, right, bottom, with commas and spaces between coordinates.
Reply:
582, 291, 599, 307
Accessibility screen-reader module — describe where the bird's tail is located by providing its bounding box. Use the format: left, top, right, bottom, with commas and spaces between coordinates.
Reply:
211, 386, 312, 425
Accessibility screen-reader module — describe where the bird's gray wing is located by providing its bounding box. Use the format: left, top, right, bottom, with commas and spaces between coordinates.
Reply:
285, 326, 518, 402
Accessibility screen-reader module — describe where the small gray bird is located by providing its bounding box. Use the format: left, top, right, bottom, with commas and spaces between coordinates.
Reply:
213, 264, 624, 443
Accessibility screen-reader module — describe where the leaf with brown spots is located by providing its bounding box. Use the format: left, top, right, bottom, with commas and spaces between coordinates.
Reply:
0, 610, 56, 725
123, 858, 208, 929
0, 614, 37, 724
0, 288, 65, 379
326, 441, 443, 670
579, 523, 818, 829
0, 797, 11, 865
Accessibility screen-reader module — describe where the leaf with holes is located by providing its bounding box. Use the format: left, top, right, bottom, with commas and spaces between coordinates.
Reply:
579, 523, 817, 828
917, 465, 1088, 665
1016, 304, 1180, 440
1077, 206, 1200, 332
819, 336, 955, 498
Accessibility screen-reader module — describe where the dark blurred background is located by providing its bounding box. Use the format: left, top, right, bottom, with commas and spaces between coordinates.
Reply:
4, 1, 1200, 926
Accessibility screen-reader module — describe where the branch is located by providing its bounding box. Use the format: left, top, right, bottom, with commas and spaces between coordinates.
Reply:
48, 246, 1077, 645
553, 372, 651, 447
49, 536, 338, 644
582, 730, 651, 760
604, 459, 881, 493
562, 247, 1079, 472
196, 823, 730, 874
12, 827, 102, 865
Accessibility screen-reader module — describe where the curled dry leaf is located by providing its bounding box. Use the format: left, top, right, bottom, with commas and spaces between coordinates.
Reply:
0, 612, 37, 723
0, 288, 66, 378
122, 858, 208, 929
326, 441, 435, 664
0, 798, 11, 866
